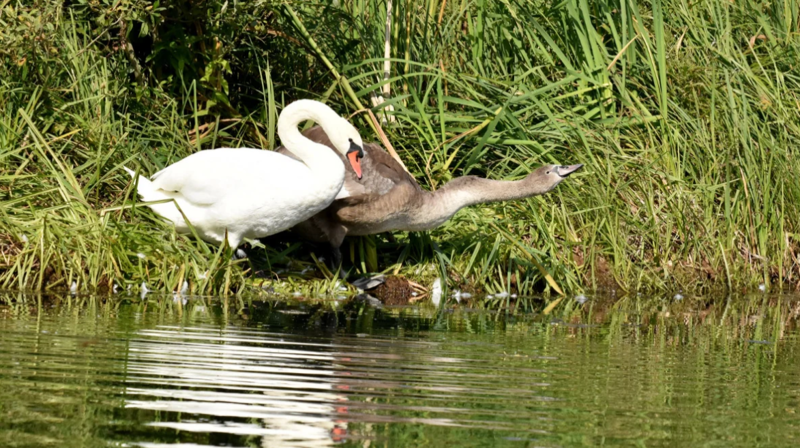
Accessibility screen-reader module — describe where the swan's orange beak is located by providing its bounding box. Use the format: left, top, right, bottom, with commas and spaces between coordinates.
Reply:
346, 143, 364, 179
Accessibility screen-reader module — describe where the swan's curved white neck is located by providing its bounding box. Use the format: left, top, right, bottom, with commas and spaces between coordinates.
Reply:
278, 100, 351, 155
277, 100, 349, 187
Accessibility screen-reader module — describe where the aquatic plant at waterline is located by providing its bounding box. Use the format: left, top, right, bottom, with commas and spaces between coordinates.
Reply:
2, 1, 800, 296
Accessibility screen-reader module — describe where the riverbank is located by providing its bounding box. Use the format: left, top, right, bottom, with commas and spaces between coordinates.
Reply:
2, 1, 799, 297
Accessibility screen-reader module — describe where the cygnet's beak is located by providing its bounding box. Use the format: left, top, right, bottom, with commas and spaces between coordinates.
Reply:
346, 143, 364, 179
555, 164, 583, 178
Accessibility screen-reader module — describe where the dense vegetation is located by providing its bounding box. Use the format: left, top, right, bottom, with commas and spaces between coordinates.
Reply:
1, 0, 800, 297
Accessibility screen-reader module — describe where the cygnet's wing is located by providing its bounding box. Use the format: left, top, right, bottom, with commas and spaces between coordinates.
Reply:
327, 141, 422, 222
359, 142, 418, 195
330, 180, 421, 230
150, 148, 308, 206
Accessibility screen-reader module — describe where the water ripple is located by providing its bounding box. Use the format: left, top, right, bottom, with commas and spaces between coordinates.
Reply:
2, 297, 800, 447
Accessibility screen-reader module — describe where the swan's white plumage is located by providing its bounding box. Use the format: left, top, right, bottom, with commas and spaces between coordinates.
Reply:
126, 100, 363, 249
334, 184, 352, 200
150, 148, 318, 206
128, 148, 342, 247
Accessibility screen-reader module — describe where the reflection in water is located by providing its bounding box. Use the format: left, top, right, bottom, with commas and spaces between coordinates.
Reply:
122, 322, 546, 447
0, 293, 799, 447
125, 326, 350, 447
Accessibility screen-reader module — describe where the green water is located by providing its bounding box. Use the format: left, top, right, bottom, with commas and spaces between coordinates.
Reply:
1, 294, 799, 447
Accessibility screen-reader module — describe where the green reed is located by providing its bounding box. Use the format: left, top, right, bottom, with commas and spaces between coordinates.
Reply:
1, 1, 799, 298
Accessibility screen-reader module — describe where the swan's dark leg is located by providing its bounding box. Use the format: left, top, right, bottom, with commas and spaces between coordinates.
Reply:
331, 246, 346, 279
327, 224, 348, 279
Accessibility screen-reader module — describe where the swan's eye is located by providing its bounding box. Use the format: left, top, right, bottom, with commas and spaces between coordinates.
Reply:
546, 171, 550, 174
348, 138, 353, 142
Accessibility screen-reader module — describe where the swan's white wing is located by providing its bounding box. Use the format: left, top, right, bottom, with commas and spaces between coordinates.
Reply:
150, 148, 309, 206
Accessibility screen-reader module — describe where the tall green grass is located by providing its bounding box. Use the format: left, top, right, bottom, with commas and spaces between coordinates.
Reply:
1, 1, 800, 298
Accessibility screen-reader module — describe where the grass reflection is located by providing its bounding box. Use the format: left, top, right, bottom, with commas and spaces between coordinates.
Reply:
0, 292, 799, 447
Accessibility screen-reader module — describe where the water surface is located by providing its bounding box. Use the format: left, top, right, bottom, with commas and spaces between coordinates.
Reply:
1, 293, 799, 447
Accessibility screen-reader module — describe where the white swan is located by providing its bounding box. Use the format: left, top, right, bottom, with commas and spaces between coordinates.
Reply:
125, 99, 365, 249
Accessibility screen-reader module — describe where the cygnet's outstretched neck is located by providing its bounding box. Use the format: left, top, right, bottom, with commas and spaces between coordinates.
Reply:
408, 166, 581, 231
